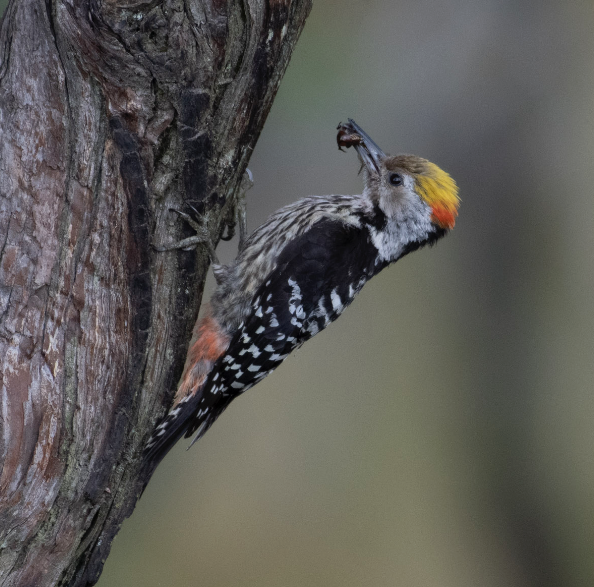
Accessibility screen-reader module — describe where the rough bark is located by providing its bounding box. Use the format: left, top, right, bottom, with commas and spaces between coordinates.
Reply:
0, 0, 311, 584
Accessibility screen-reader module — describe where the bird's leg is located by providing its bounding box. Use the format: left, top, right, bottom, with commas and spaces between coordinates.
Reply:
153, 208, 221, 265
236, 168, 252, 253
218, 168, 252, 252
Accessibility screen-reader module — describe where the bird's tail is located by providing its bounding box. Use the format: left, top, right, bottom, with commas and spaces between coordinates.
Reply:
143, 387, 233, 466
143, 312, 231, 466
143, 392, 204, 465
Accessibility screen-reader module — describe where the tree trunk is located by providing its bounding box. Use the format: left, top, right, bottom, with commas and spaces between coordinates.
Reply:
0, 0, 311, 584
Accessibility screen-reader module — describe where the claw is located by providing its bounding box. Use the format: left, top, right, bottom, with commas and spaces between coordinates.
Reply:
154, 207, 220, 265
154, 169, 253, 266
220, 220, 236, 242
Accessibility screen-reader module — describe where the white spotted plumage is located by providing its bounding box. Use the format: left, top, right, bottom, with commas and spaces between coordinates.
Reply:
145, 119, 459, 462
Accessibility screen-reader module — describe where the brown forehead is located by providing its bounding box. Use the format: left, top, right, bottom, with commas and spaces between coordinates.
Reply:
384, 155, 428, 175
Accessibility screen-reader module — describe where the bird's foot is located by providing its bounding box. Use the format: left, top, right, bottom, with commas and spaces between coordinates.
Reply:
153, 207, 220, 265
153, 169, 253, 266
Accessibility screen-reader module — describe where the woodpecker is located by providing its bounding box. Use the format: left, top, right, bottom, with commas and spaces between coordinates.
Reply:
145, 119, 459, 462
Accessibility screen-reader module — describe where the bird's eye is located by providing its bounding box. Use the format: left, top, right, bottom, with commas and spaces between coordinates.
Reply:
389, 173, 403, 186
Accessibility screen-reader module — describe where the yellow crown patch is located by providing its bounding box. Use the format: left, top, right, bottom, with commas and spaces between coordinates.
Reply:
414, 161, 460, 229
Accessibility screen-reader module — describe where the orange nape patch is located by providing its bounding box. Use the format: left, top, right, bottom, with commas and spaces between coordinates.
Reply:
431, 203, 458, 229
174, 314, 230, 405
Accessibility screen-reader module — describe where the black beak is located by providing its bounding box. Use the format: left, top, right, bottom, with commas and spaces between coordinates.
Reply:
342, 119, 386, 175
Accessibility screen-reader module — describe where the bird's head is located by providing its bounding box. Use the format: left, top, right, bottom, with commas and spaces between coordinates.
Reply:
338, 119, 460, 261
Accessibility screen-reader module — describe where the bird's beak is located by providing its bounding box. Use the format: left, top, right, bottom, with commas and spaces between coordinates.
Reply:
347, 119, 386, 175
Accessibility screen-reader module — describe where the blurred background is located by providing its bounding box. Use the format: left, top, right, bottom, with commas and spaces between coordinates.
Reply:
4, 0, 594, 585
